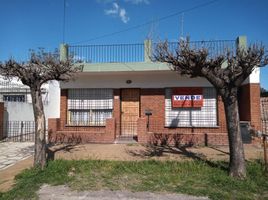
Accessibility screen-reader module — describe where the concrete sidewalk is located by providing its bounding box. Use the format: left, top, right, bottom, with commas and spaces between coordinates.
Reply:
0, 142, 34, 170
38, 185, 209, 200
0, 156, 33, 192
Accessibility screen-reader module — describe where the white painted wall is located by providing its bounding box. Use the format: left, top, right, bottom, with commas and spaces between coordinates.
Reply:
241, 68, 260, 85
45, 81, 60, 119
2, 80, 60, 121
4, 102, 34, 121
61, 71, 213, 89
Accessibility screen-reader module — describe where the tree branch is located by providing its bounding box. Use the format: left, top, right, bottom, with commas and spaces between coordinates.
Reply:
0, 51, 83, 87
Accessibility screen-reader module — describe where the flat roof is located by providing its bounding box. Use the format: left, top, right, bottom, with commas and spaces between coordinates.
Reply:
77, 62, 171, 72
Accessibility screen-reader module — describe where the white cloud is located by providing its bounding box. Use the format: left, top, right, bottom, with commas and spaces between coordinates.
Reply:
119, 8, 129, 23
104, 2, 130, 24
104, 2, 119, 15
124, 0, 150, 5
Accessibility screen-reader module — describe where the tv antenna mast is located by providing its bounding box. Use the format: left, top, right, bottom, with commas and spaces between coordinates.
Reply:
147, 18, 159, 42
62, 0, 66, 44
180, 12, 184, 40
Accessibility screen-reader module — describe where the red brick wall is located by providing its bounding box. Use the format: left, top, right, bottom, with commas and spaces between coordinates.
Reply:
60, 89, 68, 130
140, 89, 227, 133
48, 118, 116, 144
113, 89, 121, 138
48, 118, 58, 135
239, 83, 261, 130
138, 88, 228, 146
140, 89, 165, 128
49, 88, 229, 145
238, 84, 251, 122
137, 117, 147, 142
137, 117, 228, 146
48, 89, 116, 143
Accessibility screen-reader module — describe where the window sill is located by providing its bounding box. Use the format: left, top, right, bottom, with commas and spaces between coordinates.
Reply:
65, 124, 106, 127
164, 126, 220, 128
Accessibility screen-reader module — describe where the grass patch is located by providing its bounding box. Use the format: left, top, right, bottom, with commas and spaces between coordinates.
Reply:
1, 159, 267, 200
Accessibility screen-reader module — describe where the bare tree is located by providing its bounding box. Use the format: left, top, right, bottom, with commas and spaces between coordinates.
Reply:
261, 87, 268, 97
0, 51, 82, 169
154, 39, 268, 178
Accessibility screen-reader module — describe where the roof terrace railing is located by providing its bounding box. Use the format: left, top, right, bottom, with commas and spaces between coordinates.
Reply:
63, 38, 241, 64
69, 43, 145, 63
160, 40, 236, 59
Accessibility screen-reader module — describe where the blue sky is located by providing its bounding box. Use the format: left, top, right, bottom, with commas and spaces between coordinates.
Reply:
0, 0, 267, 89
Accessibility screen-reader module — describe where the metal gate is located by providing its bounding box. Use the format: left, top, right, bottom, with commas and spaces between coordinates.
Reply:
261, 97, 268, 135
120, 89, 140, 140
1, 121, 35, 142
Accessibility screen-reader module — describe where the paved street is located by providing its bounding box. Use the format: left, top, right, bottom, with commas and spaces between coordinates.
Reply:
38, 185, 210, 200
0, 142, 34, 170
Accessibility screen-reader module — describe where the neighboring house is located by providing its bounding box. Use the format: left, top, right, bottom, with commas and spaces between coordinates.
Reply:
48, 36, 261, 145
0, 78, 60, 139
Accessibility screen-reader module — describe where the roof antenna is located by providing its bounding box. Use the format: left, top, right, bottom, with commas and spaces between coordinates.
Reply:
147, 18, 159, 42
180, 12, 184, 41
62, 0, 66, 44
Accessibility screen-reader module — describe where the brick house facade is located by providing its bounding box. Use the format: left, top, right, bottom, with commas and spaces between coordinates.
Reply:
48, 37, 262, 146
48, 71, 261, 146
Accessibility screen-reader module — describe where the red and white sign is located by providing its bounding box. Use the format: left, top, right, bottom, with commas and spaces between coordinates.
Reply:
172, 87, 203, 108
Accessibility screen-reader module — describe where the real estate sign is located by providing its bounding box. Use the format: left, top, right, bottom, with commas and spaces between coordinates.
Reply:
172, 87, 203, 108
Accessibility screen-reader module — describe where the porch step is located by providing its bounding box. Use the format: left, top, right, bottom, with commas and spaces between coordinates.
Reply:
114, 136, 138, 144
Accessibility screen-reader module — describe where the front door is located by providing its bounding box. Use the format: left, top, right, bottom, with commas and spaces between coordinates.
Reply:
121, 89, 140, 138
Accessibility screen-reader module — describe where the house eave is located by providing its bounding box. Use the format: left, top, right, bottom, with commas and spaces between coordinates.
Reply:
77, 62, 171, 73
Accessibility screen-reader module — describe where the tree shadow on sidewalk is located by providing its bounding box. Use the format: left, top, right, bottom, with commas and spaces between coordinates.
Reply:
126, 144, 229, 171
209, 146, 229, 155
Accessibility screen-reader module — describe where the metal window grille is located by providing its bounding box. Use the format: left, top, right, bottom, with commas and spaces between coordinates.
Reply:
3, 95, 25, 102
165, 88, 217, 127
67, 89, 113, 126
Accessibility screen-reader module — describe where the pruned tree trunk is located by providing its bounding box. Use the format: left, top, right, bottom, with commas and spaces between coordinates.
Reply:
222, 89, 246, 178
0, 50, 82, 170
153, 38, 267, 178
31, 85, 46, 169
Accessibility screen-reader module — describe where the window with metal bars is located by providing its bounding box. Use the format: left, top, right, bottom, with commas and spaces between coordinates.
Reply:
165, 87, 217, 127
3, 95, 25, 102
67, 89, 113, 126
